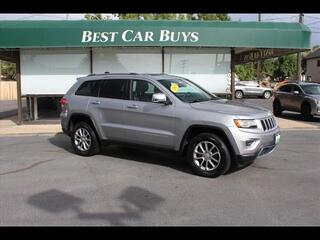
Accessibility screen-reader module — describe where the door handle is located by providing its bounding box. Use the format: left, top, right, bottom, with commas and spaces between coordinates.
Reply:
127, 104, 139, 109
90, 101, 100, 105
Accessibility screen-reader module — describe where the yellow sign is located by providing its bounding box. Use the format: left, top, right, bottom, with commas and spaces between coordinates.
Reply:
170, 83, 179, 93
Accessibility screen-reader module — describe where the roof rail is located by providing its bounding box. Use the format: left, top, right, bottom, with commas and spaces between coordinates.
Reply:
103, 72, 139, 75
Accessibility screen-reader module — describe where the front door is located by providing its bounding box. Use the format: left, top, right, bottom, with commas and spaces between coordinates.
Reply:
289, 85, 305, 112
122, 79, 177, 149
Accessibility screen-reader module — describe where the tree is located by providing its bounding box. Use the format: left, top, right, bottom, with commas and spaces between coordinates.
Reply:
262, 58, 277, 77
84, 14, 105, 20
274, 54, 297, 80
117, 13, 230, 21
235, 63, 255, 81
0, 60, 16, 80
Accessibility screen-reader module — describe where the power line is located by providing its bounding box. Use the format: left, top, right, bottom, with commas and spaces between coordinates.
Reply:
261, 16, 296, 21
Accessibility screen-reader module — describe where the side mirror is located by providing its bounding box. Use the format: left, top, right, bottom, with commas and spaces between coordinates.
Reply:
293, 91, 300, 95
152, 93, 168, 104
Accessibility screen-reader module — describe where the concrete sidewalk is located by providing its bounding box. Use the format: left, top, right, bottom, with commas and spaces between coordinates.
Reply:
0, 115, 319, 137
0, 117, 62, 136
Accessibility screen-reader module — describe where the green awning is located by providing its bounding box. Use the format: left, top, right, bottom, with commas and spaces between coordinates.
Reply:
0, 20, 311, 49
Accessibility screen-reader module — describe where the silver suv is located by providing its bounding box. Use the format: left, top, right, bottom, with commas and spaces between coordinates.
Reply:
235, 82, 273, 99
60, 73, 280, 178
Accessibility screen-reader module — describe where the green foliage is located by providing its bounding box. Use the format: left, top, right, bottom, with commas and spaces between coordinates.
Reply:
118, 14, 178, 20
84, 13, 230, 21
274, 54, 297, 80
236, 54, 298, 81
84, 14, 105, 20
117, 13, 230, 21
235, 63, 255, 81
197, 14, 230, 21
0, 60, 16, 80
262, 59, 277, 77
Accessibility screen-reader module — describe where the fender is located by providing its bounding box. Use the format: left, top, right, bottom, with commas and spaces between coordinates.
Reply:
178, 124, 240, 157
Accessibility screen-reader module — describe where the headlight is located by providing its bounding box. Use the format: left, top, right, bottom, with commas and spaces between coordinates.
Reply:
234, 119, 258, 129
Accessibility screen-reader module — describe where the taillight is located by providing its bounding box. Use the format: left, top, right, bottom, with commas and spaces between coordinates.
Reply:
59, 97, 68, 107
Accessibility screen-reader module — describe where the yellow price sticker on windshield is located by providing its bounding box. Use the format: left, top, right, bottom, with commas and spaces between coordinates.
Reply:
170, 83, 179, 93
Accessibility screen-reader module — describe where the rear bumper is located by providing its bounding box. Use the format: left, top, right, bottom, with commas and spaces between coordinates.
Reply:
60, 112, 70, 135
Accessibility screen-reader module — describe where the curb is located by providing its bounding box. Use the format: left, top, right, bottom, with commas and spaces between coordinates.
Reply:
0, 132, 64, 137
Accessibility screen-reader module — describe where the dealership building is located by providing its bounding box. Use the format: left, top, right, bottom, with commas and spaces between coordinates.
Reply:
0, 20, 311, 123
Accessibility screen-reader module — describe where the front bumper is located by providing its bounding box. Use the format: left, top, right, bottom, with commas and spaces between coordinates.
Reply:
228, 126, 280, 163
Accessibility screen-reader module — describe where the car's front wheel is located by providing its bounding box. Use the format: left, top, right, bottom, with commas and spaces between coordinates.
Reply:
187, 133, 231, 178
71, 121, 100, 156
301, 103, 313, 121
273, 99, 282, 117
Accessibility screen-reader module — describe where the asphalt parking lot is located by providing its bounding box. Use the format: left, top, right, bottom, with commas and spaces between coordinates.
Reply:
1, 130, 320, 226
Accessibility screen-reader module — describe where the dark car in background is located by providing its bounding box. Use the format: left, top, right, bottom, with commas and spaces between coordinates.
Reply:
273, 82, 320, 120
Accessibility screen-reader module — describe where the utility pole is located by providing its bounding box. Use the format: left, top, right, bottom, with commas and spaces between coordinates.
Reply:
257, 14, 262, 83
297, 13, 304, 81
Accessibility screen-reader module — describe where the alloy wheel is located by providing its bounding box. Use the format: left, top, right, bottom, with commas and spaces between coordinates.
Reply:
74, 128, 92, 151
193, 141, 221, 171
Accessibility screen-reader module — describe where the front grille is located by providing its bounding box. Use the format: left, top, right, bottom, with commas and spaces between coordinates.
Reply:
260, 117, 277, 131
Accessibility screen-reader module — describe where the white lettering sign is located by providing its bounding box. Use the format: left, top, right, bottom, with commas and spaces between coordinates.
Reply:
81, 30, 199, 43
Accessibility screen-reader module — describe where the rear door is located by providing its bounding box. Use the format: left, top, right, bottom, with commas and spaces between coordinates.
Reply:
121, 79, 177, 149
87, 78, 131, 141
244, 84, 264, 96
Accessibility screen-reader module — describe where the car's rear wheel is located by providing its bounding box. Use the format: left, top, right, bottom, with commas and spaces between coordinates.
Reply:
273, 99, 282, 116
235, 90, 244, 99
187, 133, 231, 178
71, 121, 100, 156
263, 91, 272, 99
301, 103, 313, 121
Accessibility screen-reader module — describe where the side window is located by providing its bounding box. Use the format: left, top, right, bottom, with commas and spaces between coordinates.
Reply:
75, 80, 100, 97
99, 79, 128, 100
279, 85, 290, 93
130, 80, 162, 102
291, 85, 302, 94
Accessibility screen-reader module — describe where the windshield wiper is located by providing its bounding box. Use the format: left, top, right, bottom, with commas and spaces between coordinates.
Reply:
189, 99, 205, 103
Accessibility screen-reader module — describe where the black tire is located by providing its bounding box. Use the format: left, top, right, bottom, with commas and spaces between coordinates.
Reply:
235, 90, 244, 99
71, 121, 100, 156
273, 99, 282, 117
187, 133, 231, 178
263, 91, 272, 99
301, 103, 313, 121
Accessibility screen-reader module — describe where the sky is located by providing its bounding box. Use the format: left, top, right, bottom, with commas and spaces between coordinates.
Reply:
0, 13, 319, 47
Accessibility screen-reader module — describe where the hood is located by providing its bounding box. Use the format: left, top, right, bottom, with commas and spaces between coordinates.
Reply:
306, 94, 320, 101
190, 99, 271, 118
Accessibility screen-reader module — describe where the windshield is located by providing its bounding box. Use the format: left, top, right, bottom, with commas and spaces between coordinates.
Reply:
300, 85, 320, 95
158, 78, 218, 103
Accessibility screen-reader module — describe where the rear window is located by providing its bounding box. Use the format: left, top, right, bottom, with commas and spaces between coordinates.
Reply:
99, 79, 128, 99
75, 80, 100, 97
